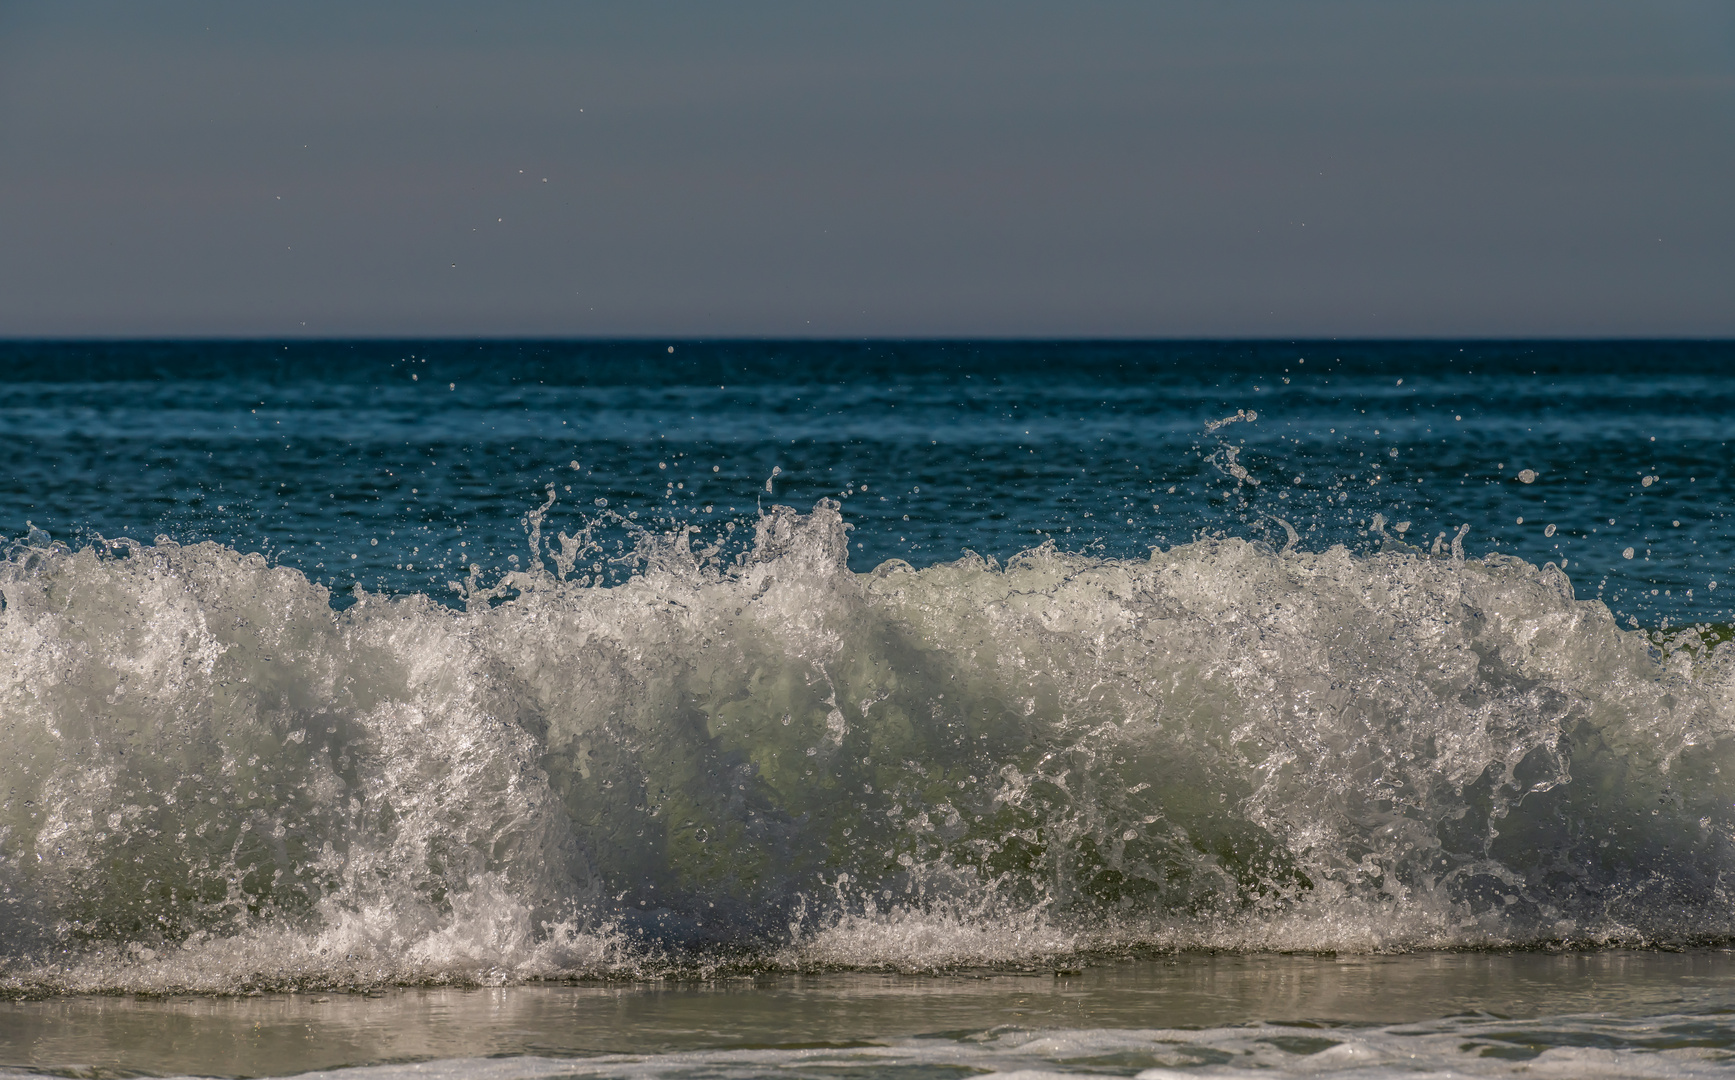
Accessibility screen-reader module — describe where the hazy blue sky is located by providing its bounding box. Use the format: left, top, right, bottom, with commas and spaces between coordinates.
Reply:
1, 1, 1731, 337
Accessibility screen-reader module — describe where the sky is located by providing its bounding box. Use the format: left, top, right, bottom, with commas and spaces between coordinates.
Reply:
0, 1, 1731, 338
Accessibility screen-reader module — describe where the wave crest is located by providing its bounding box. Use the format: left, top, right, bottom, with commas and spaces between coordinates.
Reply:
3, 502, 1734, 990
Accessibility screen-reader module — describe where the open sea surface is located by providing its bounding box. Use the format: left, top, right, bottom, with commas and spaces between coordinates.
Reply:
3, 340, 1735, 1078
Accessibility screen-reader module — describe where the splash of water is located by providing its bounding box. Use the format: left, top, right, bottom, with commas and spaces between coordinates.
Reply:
3, 499, 1734, 991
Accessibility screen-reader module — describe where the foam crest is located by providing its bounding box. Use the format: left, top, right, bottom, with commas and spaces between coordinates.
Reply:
3, 502, 1735, 990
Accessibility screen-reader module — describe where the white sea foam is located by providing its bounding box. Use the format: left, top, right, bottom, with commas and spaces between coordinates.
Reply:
4, 501, 1735, 991
6, 1017, 1724, 1080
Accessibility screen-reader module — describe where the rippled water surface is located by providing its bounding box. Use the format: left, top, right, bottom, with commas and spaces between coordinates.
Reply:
6, 952, 1735, 1079
5, 340, 1732, 624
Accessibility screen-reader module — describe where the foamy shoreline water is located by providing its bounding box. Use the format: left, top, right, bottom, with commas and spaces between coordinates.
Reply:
7, 953, 1735, 1078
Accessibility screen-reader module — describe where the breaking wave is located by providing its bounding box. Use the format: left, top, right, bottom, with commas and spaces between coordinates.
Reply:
3, 500, 1735, 992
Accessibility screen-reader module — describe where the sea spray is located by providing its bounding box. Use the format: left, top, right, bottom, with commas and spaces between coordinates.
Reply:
4, 500, 1735, 991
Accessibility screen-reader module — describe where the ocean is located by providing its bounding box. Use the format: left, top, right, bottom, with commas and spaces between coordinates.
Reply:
3, 339, 1734, 1077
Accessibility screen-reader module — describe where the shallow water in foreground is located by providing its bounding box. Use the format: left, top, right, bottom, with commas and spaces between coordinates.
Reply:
5, 952, 1735, 1078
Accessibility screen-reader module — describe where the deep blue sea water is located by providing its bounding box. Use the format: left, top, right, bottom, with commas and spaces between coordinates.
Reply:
4, 340, 1731, 625
5, 340, 1735, 1078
